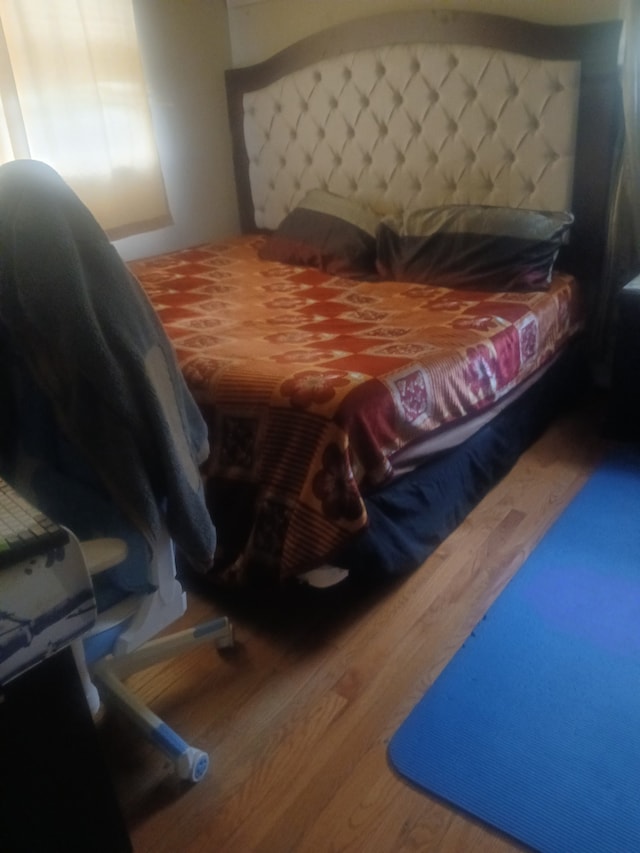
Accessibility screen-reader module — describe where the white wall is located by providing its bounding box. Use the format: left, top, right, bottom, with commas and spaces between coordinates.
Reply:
115, 0, 239, 261
227, 0, 623, 67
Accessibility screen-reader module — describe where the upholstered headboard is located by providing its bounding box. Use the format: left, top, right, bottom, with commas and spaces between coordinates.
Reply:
226, 10, 622, 287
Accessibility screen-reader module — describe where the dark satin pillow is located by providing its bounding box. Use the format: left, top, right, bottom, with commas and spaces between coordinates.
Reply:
376, 205, 575, 291
258, 189, 380, 279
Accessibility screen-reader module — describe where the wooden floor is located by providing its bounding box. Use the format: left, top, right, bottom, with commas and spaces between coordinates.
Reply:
100, 395, 609, 853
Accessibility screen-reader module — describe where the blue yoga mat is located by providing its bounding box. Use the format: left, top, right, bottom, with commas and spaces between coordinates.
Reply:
389, 445, 640, 853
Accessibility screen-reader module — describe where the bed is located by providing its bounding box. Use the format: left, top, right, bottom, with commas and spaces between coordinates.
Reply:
129, 10, 622, 588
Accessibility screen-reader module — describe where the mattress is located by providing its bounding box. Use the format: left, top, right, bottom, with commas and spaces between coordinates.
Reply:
130, 234, 584, 583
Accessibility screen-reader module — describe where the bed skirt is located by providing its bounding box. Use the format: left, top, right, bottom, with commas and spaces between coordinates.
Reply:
331, 340, 588, 581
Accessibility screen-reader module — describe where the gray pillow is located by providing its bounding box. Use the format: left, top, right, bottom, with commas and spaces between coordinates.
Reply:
259, 189, 380, 279
376, 205, 575, 291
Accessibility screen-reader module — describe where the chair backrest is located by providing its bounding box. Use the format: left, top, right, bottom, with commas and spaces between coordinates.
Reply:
0, 159, 217, 617
0, 159, 217, 580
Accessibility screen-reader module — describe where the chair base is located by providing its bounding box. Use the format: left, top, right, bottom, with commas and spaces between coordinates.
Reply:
91, 616, 234, 782
73, 536, 234, 783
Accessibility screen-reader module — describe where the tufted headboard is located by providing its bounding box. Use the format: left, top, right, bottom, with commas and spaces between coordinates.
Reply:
226, 10, 622, 289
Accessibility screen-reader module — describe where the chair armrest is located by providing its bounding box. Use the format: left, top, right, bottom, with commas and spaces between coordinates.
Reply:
80, 538, 128, 575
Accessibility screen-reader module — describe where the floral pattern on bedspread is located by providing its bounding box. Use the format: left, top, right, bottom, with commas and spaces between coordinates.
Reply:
129, 234, 583, 584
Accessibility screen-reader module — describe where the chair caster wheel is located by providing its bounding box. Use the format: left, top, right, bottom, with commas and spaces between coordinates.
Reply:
216, 623, 235, 650
176, 747, 209, 783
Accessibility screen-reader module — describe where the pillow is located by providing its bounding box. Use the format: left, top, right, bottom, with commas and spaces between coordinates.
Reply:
258, 189, 380, 279
375, 205, 575, 291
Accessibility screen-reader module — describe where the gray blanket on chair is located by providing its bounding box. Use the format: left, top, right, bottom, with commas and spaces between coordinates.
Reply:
0, 159, 216, 572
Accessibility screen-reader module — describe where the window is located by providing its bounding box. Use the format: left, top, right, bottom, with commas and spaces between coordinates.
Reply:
0, 1, 169, 238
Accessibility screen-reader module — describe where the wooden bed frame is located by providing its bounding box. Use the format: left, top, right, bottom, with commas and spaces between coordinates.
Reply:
217, 11, 623, 583
226, 10, 622, 301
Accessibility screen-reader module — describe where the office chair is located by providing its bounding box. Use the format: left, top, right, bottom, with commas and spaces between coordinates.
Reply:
0, 158, 233, 784
72, 530, 234, 784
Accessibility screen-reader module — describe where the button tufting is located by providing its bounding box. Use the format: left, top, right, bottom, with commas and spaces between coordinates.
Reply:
244, 40, 579, 231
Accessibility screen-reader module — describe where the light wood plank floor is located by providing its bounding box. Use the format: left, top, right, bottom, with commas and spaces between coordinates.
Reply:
100, 394, 609, 853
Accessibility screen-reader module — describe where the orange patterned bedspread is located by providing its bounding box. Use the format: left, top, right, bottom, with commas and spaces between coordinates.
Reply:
130, 234, 584, 583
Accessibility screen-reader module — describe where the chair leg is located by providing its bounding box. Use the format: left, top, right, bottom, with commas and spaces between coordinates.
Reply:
107, 616, 234, 680
91, 616, 234, 783
92, 661, 210, 783
71, 638, 102, 718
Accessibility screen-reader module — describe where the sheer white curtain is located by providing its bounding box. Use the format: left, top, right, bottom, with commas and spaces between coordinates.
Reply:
595, 0, 640, 363
0, 0, 169, 239
622, 0, 640, 261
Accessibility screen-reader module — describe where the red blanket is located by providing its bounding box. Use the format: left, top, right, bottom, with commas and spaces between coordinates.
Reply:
130, 235, 583, 583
